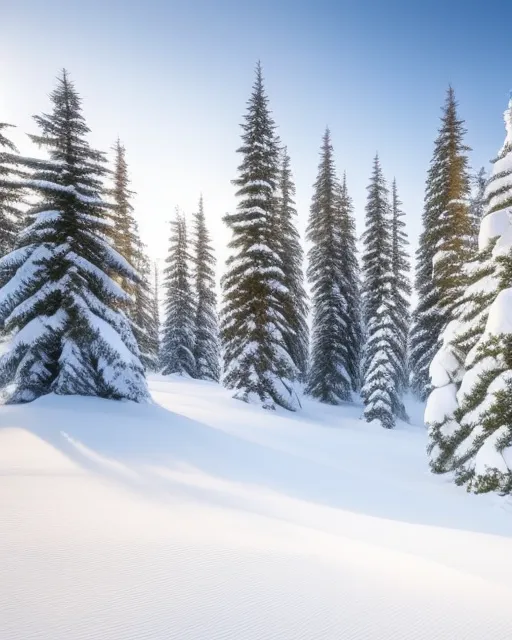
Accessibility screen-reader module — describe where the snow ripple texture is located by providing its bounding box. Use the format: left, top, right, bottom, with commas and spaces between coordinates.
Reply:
1, 376, 512, 639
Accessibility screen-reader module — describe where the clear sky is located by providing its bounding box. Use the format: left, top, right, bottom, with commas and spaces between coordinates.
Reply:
2, 0, 512, 275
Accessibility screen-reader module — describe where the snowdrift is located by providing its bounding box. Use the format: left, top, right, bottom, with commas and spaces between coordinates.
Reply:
1, 375, 512, 639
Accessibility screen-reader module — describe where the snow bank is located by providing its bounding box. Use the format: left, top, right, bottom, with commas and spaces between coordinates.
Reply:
1, 377, 512, 640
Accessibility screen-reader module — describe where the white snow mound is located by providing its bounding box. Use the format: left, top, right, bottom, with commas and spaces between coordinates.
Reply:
1, 375, 512, 640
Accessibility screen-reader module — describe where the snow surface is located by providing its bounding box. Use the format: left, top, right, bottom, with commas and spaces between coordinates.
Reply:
2, 376, 512, 639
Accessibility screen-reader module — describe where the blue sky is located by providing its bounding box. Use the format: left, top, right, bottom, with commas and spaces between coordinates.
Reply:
2, 0, 512, 270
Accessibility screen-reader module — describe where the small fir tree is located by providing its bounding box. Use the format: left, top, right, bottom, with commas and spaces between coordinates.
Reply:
306, 130, 360, 403
192, 195, 220, 381
161, 209, 196, 376
390, 179, 411, 418
361, 156, 400, 429
277, 147, 309, 382
108, 140, 158, 369
133, 239, 160, 371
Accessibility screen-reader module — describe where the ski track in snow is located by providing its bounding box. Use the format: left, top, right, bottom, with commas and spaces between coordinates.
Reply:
1, 375, 512, 639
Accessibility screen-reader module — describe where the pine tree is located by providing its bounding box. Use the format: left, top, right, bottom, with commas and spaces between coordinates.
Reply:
109, 140, 159, 370
338, 173, 363, 391
361, 156, 400, 429
133, 239, 160, 371
409, 87, 471, 400
390, 179, 411, 417
0, 123, 24, 257
109, 139, 138, 275
0, 70, 148, 403
221, 63, 298, 410
161, 209, 196, 376
192, 195, 220, 381
306, 130, 360, 403
277, 147, 309, 382
428, 97, 512, 492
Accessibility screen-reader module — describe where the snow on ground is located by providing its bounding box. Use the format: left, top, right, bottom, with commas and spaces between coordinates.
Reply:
2, 375, 512, 639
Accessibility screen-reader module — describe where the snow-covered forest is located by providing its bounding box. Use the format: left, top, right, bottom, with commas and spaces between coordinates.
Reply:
1, 65, 510, 495
3, 60, 512, 639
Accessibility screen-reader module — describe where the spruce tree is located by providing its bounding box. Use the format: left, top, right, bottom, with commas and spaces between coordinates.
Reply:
0, 123, 24, 257
110, 139, 138, 272
409, 88, 471, 400
161, 209, 196, 376
221, 63, 297, 410
277, 147, 309, 382
429, 97, 512, 492
0, 70, 148, 403
390, 179, 411, 416
306, 130, 360, 403
338, 173, 363, 391
192, 195, 220, 381
109, 140, 158, 370
361, 156, 400, 429
132, 240, 160, 371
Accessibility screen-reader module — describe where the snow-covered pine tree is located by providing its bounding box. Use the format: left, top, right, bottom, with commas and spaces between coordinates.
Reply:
0, 123, 24, 257
132, 239, 160, 371
409, 87, 471, 400
276, 147, 309, 382
306, 130, 361, 404
221, 63, 298, 410
109, 139, 158, 370
390, 179, 411, 417
361, 155, 401, 429
0, 70, 148, 403
429, 97, 512, 492
161, 209, 196, 376
192, 195, 220, 381
337, 173, 362, 392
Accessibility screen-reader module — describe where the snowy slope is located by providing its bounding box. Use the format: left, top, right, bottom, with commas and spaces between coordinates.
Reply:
1, 376, 512, 640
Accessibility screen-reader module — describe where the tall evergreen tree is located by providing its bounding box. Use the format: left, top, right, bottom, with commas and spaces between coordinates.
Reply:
192, 195, 220, 381
428, 97, 512, 492
109, 139, 138, 274
338, 173, 362, 391
0, 123, 24, 257
0, 70, 148, 403
361, 156, 400, 429
390, 179, 411, 415
109, 139, 158, 370
221, 63, 298, 410
409, 87, 471, 400
306, 130, 360, 403
161, 209, 196, 376
277, 147, 309, 382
